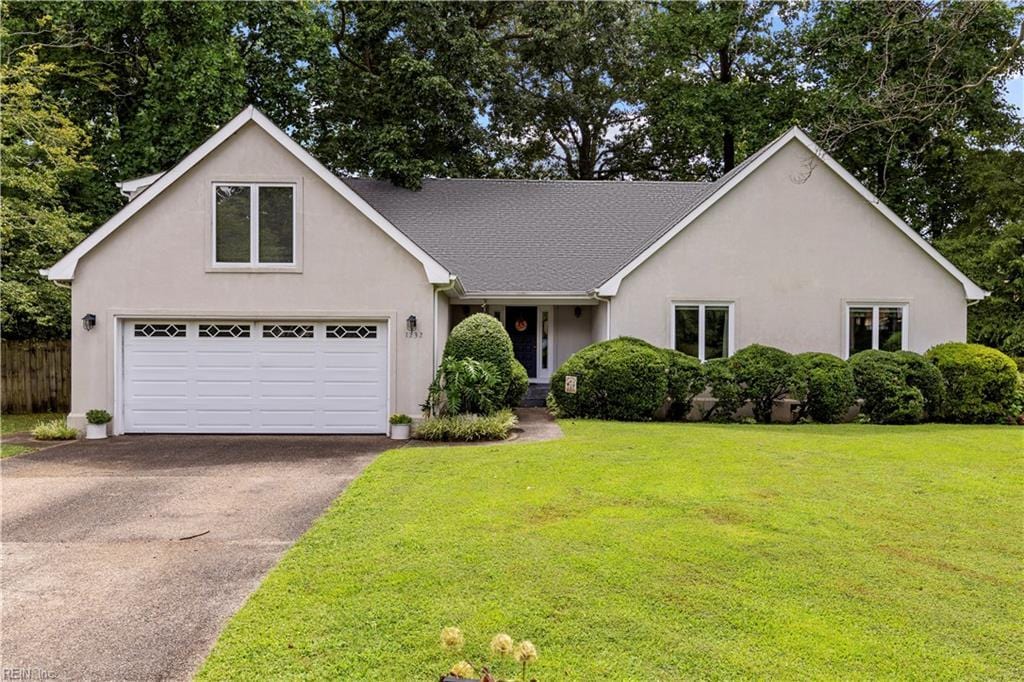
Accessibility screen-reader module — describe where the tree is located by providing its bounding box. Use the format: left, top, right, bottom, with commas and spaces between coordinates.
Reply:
487, 1, 646, 179
302, 1, 507, 187
634, 0, 801, 180
0, 43, 92, 339
798, 0, 1024, 238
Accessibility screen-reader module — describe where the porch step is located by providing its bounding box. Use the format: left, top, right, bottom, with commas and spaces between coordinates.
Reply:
521, 383, 550, 408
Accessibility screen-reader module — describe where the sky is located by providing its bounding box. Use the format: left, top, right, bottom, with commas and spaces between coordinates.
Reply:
1005, 76, 1024, 115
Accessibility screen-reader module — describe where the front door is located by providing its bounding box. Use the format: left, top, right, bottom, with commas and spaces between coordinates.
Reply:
506, 306, 537, 379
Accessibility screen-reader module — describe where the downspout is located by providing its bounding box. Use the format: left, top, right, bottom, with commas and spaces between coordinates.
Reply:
590, 291, 612, 340
433, 276, 459, 368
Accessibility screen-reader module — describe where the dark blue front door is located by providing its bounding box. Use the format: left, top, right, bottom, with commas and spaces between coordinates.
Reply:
506, 306, 536, 378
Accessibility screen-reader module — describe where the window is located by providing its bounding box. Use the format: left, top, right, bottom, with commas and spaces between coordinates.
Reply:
326, 324, 377, 339
214, 184, 294, 265
262, 324, 313, 339
847, 304, 907, 357
134, 323, 187, 338
673, 303, 733, 361
199, 324, 250, 338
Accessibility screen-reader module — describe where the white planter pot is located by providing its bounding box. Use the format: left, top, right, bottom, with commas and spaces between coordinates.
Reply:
85, 423, 108, 440
390, 423, 411, 440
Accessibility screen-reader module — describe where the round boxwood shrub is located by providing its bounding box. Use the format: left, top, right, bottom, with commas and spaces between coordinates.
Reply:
892, 351, 946, 420
661, 349, 703, 420
848, 350, 925, 424
443, 313, 515, 397
727, 344, 796, 423
925, 342, 1019, 423
791, 352, 857, 423
549, 337, 668, 421
505, 360, 529, 407
699, 358, 742, 421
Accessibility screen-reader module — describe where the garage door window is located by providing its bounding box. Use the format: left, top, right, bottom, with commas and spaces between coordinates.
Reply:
214, 184, 295, 266
262, 323, 313, 338
326, 324, 377, 339
134, 323, 186, 338
198, 323, 251, 338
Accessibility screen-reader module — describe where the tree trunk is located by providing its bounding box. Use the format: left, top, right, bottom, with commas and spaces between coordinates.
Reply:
719, 46, 735, 172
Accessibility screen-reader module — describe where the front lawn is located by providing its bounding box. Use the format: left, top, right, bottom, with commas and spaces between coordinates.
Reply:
1, 412, 66, 458
199, 422, 1022, 680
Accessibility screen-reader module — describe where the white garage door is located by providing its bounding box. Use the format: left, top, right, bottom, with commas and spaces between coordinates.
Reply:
122, 320, 388, 433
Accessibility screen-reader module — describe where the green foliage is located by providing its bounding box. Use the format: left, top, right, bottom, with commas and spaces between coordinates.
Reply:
85, 409, 112, 425
0, 40, 92, 339
389, 414, 412, 425
1009, 374, 1024, 425
727, 344, 796, 423
661, 349, 704, 420
848, 351, 926, 425
699, 358, 742, 422
925, 343, 1019, 424
423, 357, 503, 418
791, 353, 857, 423
31, 418, 78, 440
892, 351, 946, 420
505, 360, 530, 408
413, 409, 517, 442
548, 338, 668, 421
443, 314, 516, 394
935, 222, 1024, 356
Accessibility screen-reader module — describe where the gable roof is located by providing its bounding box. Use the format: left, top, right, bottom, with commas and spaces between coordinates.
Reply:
344, 177, 713, 294
595, 127, 988, 300
43, 106, 453, 284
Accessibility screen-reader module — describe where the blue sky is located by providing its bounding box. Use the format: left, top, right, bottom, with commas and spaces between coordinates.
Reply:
1005, 76, 1024, 114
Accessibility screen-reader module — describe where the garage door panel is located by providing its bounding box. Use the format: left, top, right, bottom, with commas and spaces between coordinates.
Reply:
123, 320, 388, 434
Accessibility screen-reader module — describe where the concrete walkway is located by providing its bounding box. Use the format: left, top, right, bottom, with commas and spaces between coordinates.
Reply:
509, 407, 563, 443
1, 434, 391, 680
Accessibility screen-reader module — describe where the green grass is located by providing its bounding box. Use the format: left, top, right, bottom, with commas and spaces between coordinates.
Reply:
198, 422, 1023, 681
0, 443, 34, 458
1, 412, 63, 435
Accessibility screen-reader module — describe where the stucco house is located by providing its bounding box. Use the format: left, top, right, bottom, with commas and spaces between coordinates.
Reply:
43, 106, 986, 435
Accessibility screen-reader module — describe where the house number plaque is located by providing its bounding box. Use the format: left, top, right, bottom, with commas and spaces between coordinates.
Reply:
564, 375, 577, 394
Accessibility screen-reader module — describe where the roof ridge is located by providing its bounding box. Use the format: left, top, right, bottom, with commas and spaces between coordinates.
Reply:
344, 176, 712, 187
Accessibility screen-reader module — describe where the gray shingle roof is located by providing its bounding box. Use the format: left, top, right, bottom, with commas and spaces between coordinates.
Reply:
344, 177, 722, 294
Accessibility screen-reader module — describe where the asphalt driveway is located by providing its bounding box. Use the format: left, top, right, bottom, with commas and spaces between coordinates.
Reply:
1, 434, 393, 680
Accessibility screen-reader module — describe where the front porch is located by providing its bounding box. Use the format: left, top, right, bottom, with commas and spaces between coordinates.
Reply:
448, 300, 603, 384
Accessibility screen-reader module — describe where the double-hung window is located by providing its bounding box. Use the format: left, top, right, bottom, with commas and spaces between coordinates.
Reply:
846, 303, 907, 357
673, 302, 733, 361
214, 184, 295, 266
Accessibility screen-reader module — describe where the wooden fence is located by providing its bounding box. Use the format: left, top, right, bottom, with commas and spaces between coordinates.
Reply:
1, 339, 71, 413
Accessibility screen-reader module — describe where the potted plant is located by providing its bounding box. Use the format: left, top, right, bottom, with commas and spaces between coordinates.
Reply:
389, 413, 412, 440
85, 410, 112, 440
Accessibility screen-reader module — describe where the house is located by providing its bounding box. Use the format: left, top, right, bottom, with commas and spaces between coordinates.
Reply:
43, 107, 986, 435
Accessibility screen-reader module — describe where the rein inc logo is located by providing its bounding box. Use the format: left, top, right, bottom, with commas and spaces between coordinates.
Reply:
3, 669, 58, 680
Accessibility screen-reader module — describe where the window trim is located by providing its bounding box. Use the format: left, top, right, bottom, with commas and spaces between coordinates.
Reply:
669, 301, 735, 362
843, 302, 909, 359
211, 182, 297, 269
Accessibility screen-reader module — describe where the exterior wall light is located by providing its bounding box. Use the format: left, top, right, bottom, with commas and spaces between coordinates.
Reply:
82, 314, 97, 331
406, 315, 417, 333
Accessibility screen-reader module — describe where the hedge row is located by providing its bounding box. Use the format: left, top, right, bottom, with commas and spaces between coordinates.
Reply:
548, 339, 1022, 425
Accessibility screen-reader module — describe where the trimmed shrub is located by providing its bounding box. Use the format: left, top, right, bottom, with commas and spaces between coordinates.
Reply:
1010, 374, 1024, 425
443, 313, 516, 395
727, 344, 796, 423
505, 360, 530, 408
925, 342, 1019, 423
892, 351, 946, 420
698, 358, 742, 421
791, 352, 857, 423
549, 337, 668, 421
31, 419, 78, 440
414, 409, 518, 441
423, 357, 504, 417
848, 351, 925, 424
661, 349, 704, 420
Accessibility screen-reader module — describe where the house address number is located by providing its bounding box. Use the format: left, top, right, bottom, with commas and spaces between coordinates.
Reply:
564, 375, 577, 394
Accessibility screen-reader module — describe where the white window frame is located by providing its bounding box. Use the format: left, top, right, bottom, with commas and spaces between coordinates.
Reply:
669, 301, 735, 362
843, 303, 909, 359
212, 182, 297, 268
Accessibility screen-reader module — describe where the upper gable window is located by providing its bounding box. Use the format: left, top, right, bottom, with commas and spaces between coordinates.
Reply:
214, 184, 294, 266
